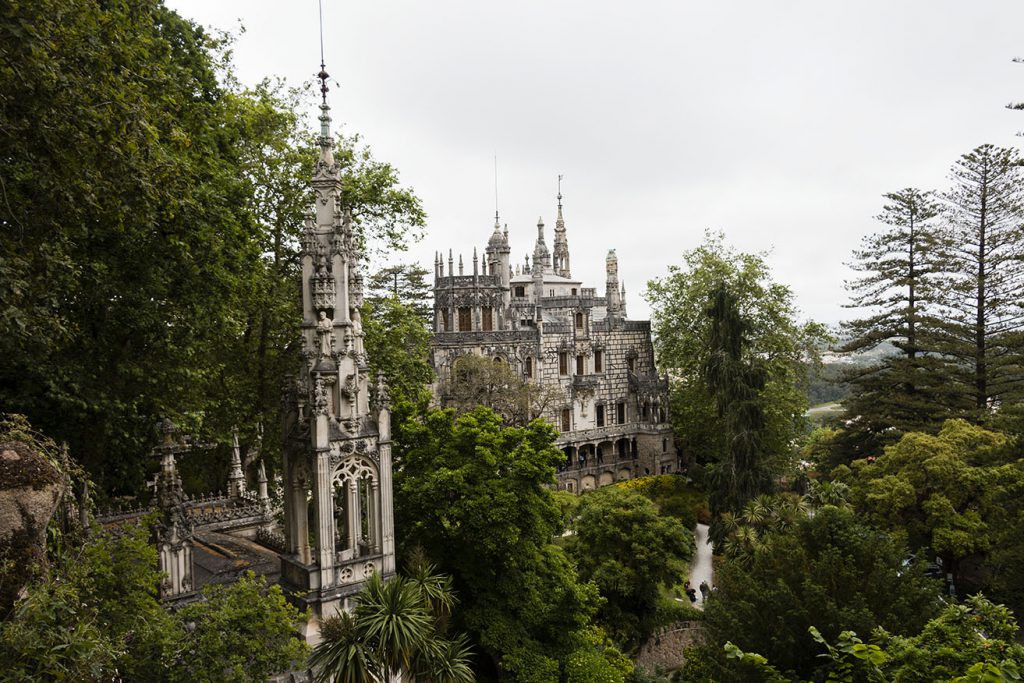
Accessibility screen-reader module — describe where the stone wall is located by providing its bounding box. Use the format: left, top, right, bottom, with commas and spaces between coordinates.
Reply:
635, 621, 705, 674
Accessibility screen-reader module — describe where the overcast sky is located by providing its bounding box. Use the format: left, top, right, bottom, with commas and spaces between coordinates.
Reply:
167, 0, 1023, 326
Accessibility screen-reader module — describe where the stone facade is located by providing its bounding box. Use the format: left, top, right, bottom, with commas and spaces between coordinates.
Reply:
278, 94, 396, 641
431, 192, 678, 492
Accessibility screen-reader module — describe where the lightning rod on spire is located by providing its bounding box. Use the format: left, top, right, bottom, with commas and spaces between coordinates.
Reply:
317, 0, 329, 103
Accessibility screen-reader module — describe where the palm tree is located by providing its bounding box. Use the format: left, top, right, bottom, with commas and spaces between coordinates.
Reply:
740, 494, 774, 531
310, 563, 473, 683
309, 611, 375, 683
357, 572, 433, 678
805, 480, 850, 509
411, 634, 474, 683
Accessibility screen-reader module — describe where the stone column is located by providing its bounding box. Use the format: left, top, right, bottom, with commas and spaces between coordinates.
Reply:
333, 254, 349, 323
293, 480, 311, 564
346, 479, 360, 554
312, 449, 335, 586
380, 443, 396, 574
369, 480, 381, 554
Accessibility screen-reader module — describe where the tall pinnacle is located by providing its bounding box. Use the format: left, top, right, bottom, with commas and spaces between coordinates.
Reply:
316, 65, 334, 164
553, 175, 571, 277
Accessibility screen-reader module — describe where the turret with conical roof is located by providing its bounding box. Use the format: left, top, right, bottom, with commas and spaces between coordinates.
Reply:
484, 212, 511, 308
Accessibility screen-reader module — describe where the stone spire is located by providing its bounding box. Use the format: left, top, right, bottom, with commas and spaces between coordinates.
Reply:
310, 67, 341, 230
256, 459, 272, 523
485, 211, 511, 300
621, 281, 628, 319
533, 218, 550, 272
552, 177, 571, 277
606, 249, 622, 324
280, 53, 397, 636
532, 218, 549, 300
227, 426, 245, 498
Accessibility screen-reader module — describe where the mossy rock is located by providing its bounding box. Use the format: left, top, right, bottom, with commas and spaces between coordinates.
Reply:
0, 440, 65, 616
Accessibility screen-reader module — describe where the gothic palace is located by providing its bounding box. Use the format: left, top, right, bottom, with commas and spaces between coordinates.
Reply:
431, 192, 679, 492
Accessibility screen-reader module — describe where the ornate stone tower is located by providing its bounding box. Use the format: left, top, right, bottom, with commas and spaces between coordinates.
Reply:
605, 249, 623, 325
280, 74, 396, 638
484, 212, 512, 309
552, 184, 571, 278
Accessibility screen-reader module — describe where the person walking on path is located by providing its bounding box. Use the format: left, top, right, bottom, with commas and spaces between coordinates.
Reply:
689, 523, 714, 610
699, 580, 710, 603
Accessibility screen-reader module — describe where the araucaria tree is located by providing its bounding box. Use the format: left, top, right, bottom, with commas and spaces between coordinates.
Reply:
841, 188, 962, 448
937, 145, 1024, 416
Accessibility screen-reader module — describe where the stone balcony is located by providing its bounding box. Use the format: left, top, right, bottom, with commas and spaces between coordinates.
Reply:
572, 375, 601, 391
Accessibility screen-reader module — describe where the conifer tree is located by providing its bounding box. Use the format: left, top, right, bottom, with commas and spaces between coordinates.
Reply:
840, 189, 962, 449
703, 283, 773, 529
367, 264, 433, 323
936, 144, 1024, 416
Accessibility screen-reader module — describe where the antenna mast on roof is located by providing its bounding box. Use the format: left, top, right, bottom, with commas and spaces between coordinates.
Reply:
494, 154, 500, 223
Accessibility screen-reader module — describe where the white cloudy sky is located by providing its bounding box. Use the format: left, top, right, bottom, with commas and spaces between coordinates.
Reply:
167, 0, 1023, 326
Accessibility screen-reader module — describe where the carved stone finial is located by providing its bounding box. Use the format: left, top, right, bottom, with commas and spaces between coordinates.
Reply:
371, 370, 391, 412
312, 376, 329, 416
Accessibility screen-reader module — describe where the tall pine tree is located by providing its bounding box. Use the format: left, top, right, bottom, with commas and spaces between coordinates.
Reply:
703, 283, 773, 535
840, 189, 962, 451
937, 145, 1024, 417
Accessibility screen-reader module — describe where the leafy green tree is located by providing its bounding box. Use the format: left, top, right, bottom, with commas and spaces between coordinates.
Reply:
686, 506, 939, 681
841, 189, 963, 456
310, 562, 473, 683
936, 145, 1024, 416
362, 294, 435, 411
0, 522, 309, 682
394, 407, 605, 680
848, 419, 1012, 589
170, 572, 309, 683
646, 232, 829, 477
723, 596, 1024, 683
567, 487, 693, 647
0, 525, 164, 682
615, 474, 710, 529
441, 354, 563, 427
878, 595, 1024, 683
562, 628, 634, 683
0, 0, 425, 494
